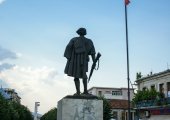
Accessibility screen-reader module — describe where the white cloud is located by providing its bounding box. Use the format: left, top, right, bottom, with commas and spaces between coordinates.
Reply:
0, 46, 74, 114
0, 0, 5, 5
0, 65, 75, 114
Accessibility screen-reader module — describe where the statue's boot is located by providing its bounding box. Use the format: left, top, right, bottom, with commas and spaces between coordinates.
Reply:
74, 78, 80, 95
83, 79, 88, 94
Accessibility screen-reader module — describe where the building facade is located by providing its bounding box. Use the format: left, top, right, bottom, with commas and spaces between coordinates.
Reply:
88, 87, 134, 100
135, 69, 170, 120
0, 88, 11, 99
136, 70, 170, 97
0, 88, 21, 103
88, 87, 135, 120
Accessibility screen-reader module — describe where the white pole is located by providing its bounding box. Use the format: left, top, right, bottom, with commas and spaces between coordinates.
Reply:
34, 102, 40, 120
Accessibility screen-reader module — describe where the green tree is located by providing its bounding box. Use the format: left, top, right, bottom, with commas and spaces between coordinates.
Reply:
0, 94, 33, 120
11, 101, 33, 120
99, 97, 113, 120
40, 108, 57, 120
0, 94, 12, 120
136, 72, 142, 80
132, 89, 160, 104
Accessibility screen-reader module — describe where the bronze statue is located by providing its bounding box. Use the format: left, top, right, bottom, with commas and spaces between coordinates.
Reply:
64, 28, 96, 95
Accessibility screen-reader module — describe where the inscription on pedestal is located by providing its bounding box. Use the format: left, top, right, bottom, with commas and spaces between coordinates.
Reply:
57, 98, 103, 120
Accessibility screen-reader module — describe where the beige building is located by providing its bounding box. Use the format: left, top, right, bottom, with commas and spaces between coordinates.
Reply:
3, 88, 21, 103
135, 69, 170, 120
88, 87, 135, 120
136, 70, 170, 97
88, 87, 134, 100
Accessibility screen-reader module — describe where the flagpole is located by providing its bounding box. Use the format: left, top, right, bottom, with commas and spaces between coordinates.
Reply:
124, 2, 131, 120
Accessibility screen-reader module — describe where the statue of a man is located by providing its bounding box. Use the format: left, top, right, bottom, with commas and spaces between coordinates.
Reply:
64, 28, 96, 95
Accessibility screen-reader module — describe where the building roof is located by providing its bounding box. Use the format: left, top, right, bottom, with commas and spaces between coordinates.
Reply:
136, 69, 170, 82
109, 99, 133, 109
88, 86, 134, 91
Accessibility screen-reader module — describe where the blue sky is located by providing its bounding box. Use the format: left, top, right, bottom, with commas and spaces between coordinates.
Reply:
0, 0, 170, 114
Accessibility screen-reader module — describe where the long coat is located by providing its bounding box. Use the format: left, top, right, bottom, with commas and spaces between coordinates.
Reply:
64, 36, 96, 79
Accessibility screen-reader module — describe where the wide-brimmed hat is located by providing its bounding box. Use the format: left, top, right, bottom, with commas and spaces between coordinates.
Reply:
76, 28, 87, 35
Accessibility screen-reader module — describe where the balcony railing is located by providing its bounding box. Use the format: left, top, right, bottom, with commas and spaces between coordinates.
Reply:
136, 98, 170, 108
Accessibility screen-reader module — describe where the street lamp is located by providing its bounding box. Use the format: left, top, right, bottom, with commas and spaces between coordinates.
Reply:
34, 102, 40, 120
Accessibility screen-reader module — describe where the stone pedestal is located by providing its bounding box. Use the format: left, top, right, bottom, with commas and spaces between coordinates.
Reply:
57, 96, 103, 120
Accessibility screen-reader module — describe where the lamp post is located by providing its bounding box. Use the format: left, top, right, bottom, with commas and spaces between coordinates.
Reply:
34, 102, 40, 120
124, 0, 131, 120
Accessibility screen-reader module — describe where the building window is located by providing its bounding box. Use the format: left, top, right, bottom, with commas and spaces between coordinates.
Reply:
125, 111, 134, 120
98, 91, 102, 96
167, 82, 170, 97
112, 91, 122, 96
112, 111, 118, 120
151, 85, 155, 90
143, 87, 147, 91
159, 83, 164, 93
121, 111, 125, 120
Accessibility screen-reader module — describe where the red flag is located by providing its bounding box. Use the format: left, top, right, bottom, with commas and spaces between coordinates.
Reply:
125, 0, 130, 5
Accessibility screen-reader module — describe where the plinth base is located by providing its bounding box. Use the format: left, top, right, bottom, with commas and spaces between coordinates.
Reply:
57, 96, 103, 120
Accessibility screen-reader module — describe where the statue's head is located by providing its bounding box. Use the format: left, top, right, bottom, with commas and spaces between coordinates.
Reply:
76, 28, 86, 36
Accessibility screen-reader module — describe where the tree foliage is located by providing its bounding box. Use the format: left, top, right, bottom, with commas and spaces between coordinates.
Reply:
132, 88, 164, 104
40, 108, 57, 120
136, 72, 142, 80
99, 97, 113, 120
0, 94, 33, 120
